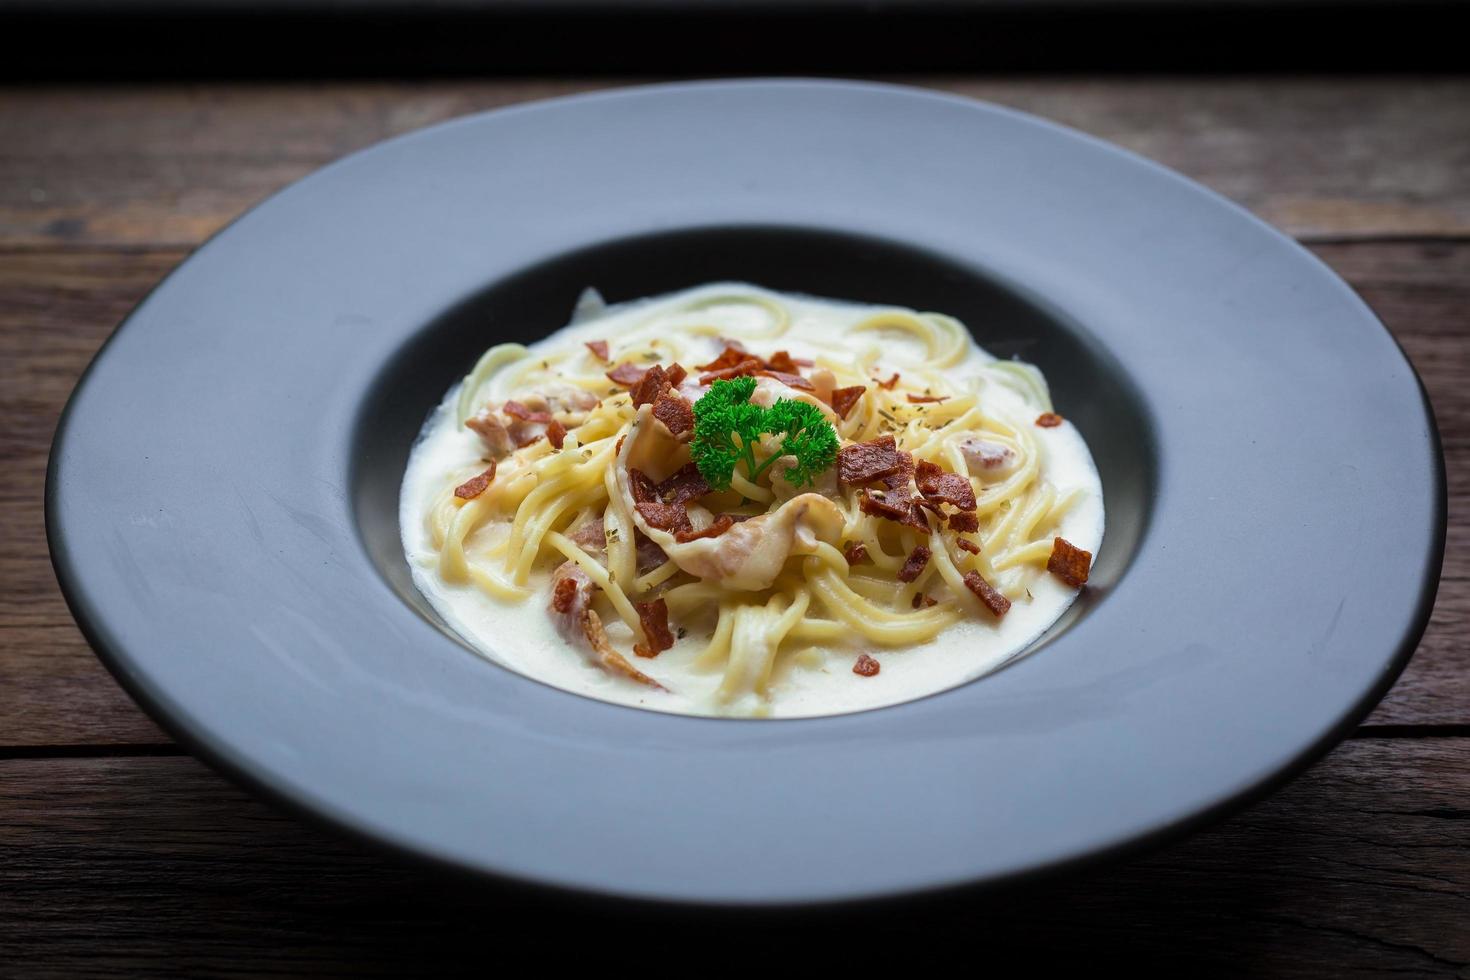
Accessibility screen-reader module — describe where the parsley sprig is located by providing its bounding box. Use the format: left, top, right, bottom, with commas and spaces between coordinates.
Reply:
691, 377, 839, 490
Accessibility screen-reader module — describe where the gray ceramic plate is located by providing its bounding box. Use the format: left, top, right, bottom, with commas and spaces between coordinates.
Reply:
48, 80, 1444, 905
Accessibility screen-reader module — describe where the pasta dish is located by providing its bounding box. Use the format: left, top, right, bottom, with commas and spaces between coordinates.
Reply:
400, 283, 1102, 717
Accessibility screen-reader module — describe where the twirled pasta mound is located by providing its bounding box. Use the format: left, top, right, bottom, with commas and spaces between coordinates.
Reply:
400, 283, 1103, 717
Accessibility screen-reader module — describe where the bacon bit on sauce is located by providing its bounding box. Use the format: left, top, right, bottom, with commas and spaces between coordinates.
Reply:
585, 339, 610, 362
843, 542, 869, 566
837, 435, 903, 485
765, 350, 805, 373
956, 538, 982, 555
651, 390, 694, 436
606, 362, 649, 387
673, 514, 736, 543
636, 501, 693, 535
1036, 412, 1064, 428
655, 463, 711, 506
911, 593, 938, 609
757, 369, 815, 391
914, 460, 978, 511
906, 393, 949, 404
947, 511, 980, 533
666, 362, 688, 388
963, 571, 1011, 618
698, 359, 763, 385
502, 400, 552, 423
853, 653, 881, 677
1047, 537, 1093, 588
632, 598, 675, 657
630, 364, 671, 407
695, 345, 752, 372
453, 462, 497, 500
829, 386, 866, 420
545, 419, 567, 450
628, 468, 658, 505
875, 372, 900, 390
551, 575, 579, 614
897, 545, 932, 583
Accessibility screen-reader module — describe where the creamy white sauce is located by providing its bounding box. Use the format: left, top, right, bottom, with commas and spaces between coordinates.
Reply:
400, 283, 1104, 718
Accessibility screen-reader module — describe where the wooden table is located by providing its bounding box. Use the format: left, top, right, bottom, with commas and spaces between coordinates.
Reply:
2, 78, 1466, 975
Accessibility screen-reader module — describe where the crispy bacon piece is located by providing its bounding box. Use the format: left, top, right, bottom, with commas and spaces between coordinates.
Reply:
673, 513, 736, 543
1036, 412, 1064, 428
551, 574, 579, 614
666, 362, 688, 388
843, 542, 869, 566
963, 570, 1011, 617
606, 362, 649, 387
765, 350, 800, 372
757, 369, 815, 391
651, 390, 694, 437
698, 359, 763, 385
956, 538, 982, 555
829, 386, 866, 420
858, 489, 930, 532
632, 598, 675, 658
655, 462, 711, 506
914, 460, 978, 511
948, 511, 980, 533
853, 653, 881, 677
911, 593, 938, 609
514, 428, 546, 448
630, 364, 671, 408
636, 501, 693, 534
897, 545, 931, 583
545, 419, 567, 450
881, 450, 915, 490
502, 400, 553, 424
837, 435, 903, 485
907, 393, 949, 404
1048, 537, 1092, 588
875, 372, 900, 390
585, 339, 610, 362
453, 463, 497, 500
628, 468, 658, 505
696, 345, 752, 372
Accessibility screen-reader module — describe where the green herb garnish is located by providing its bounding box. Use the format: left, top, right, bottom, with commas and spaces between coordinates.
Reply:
691, 377, 839, 490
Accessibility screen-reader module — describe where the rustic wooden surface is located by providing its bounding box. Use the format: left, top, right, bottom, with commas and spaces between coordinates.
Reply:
1, 78, 1466, 975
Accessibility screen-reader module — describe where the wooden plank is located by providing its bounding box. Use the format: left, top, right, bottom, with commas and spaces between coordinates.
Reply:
0, 242, 1465, 744
0, 738, 1466, 974
0, 250, 181, 746
0, 78, 1467, 249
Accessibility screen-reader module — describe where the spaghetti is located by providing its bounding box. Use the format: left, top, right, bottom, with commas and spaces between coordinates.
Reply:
400, 283, 1104, 717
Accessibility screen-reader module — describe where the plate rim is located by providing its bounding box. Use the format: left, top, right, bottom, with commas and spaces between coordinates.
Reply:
45, 77, 1448, 906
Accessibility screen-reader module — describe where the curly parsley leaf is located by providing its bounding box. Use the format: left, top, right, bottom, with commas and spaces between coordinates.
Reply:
691, 378, 838, 491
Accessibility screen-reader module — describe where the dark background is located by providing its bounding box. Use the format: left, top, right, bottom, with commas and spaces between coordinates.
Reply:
6, 0, 1466, 79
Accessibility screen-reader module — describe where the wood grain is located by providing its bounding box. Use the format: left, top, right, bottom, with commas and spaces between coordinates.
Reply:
1, 738, 1467, 976
1, 242, 1465, 744
1, 78, 1467, 250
